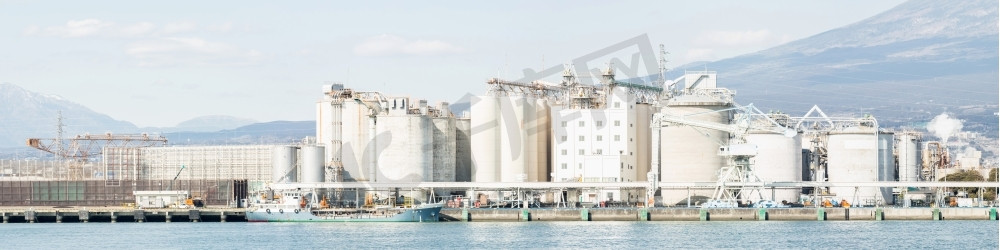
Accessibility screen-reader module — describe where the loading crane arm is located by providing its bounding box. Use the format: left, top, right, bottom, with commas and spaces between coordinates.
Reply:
167, 165, 186, 191
652, 103, 796, 156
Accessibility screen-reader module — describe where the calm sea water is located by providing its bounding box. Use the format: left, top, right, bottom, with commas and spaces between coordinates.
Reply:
2, 221, 997, 249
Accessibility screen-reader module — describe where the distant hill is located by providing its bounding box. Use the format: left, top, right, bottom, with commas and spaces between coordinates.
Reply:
662, 0, 998, 136
0, 82, 139, 147
0, 82, 314, 150
164, 120, 315, 145
143, 115, 258, 133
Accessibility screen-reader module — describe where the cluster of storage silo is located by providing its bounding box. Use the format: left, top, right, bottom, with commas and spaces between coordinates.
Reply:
469, 95, 550, 182
306, 70, 950, 208
270, 145, 326, 184
314, 84, 471, 185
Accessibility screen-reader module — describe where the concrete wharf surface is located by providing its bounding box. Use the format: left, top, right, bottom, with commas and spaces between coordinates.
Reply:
2, 206, 997, 223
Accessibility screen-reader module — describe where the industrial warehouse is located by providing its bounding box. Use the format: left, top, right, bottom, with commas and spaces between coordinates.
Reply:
0, 65, 996, 215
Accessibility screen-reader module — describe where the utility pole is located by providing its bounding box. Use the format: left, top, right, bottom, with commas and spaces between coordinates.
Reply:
56, 110, 64, 179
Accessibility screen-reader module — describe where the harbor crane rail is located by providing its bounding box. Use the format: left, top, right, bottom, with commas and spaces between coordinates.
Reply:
25, 133, 168, 180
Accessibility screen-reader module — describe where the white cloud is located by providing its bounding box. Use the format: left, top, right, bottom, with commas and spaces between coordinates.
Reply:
354, 34, 464, 56
125, 37, 262, 66
692, 29, 788, 48
33, 19, 114, 38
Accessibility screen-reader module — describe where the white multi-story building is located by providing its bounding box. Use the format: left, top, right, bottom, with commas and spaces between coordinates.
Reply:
550, 84, 653, 203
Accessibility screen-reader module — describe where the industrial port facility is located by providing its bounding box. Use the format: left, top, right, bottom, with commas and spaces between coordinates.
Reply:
0, 61, 997, 214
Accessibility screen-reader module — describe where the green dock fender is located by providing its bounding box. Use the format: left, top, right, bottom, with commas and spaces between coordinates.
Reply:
990, 208, 997, 220
933, 208, 941, 221
461, 208, 470, 222
817, 208, 825, 221
757, 208, 767, 221
699, 209, 708, 221
875, 207, 883, 221
639, 208, 649, 221
581, 208, 590, 221
521, 209, 530, 221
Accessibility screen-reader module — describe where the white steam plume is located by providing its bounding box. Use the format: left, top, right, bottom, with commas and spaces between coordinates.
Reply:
926, 113, 963, 143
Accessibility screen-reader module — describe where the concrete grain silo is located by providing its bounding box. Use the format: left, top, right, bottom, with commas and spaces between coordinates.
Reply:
300, 145, 326, 183
826, 126, 880, 206
658, 94, 731, 206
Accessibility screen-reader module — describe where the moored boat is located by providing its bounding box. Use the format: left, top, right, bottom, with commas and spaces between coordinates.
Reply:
246, 188, 442, 222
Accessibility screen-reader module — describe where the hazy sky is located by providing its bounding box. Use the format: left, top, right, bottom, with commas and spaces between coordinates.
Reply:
0, 0, 906, 127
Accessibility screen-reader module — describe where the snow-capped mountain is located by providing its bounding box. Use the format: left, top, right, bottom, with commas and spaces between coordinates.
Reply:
665, 0, 998, 132
0, 82, 139, 147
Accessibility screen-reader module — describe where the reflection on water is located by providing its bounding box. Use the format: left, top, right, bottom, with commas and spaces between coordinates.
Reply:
1, 220, 996, 249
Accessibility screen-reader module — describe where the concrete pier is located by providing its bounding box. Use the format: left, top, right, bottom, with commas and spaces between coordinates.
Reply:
650, 208, 701, 221
134, 210, 145, 223
0, 207, 245, 223
25, 211, 36, 223
79, 210, 89, 223
189, 210, 201, 222
437, 207, 998, 222
0, 206, 995, 223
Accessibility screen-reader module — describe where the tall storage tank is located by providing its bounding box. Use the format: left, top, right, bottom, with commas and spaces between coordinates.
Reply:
340, 100, 374, 181
827, 126, 879, 206
317, 95, 343, 170
432, 115, 457, 182
877, 132, 896, 204
523, 97, 538, 182
455, 118, 473, 182
376, 115, 432, 182
533, 98, 551, 182
747, 131, 802, 202
301, 145, 326, 183
271, 146, 297, 183
635, 103, 655, 181
499, 96, 529, 182
658, 95, 731, 206
470, 96, 499, 182
896, 132, 921, 182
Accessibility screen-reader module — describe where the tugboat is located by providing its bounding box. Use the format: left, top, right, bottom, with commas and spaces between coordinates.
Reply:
246, 188, 443, 222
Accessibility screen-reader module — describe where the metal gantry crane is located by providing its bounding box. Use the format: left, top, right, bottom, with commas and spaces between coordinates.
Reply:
653, 103, 796, 207
26, 133, 168, 180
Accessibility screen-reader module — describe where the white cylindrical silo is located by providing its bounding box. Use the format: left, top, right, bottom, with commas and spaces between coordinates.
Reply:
455, 118, 473, 182
301, 145, 326, 183
432, 116, 457, 182
340, 101, 372, 181
897, 133, 921, 182
827, 127, 880, 206
524, 97, 538, 183
658, 95, 731, 206
271, 146, 297, 183
376, 115, 431, 182
500, 96, 528, 182
533, 98, 551, 182
747, 132, 802, 202
878, 132, 895, 204
470, 96, 499, 182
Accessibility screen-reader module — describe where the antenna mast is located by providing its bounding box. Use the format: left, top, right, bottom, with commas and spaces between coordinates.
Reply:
658, 44, 668, 85
56, 110, 64, 171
